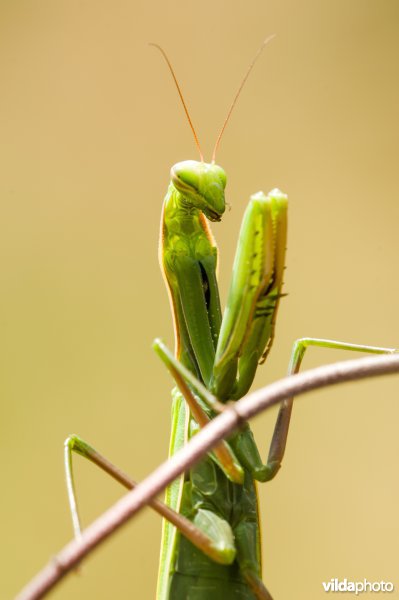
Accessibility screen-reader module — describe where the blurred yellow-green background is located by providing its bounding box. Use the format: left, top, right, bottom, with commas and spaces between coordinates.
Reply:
1, 1, 398, 599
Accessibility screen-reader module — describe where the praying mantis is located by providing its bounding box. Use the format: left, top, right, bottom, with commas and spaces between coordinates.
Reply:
63, 40, 397, 600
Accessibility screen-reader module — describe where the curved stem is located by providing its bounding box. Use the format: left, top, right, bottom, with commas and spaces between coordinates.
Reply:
16, 353, 399, 600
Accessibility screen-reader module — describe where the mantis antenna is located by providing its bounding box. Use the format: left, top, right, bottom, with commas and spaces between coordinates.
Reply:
150, 43, 204, 162
211, 34, 276, 164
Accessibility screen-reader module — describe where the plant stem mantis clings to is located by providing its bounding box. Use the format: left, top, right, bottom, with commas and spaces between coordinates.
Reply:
64, 39, 397, 600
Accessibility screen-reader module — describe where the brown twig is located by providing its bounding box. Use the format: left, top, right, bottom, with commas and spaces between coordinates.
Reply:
16, 353, 399, 600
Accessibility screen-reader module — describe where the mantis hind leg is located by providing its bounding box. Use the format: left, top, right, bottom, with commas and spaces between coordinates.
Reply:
64, 434, 158, 539
65, 434, 236, 563
265, 338, 398, 480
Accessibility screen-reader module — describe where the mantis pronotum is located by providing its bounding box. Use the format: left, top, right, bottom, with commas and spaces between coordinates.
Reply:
64, 40, 396, 599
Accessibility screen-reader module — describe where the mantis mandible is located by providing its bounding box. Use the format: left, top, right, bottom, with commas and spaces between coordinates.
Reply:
64, 39, 396, 599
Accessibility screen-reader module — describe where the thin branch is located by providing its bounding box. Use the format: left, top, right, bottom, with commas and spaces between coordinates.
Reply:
16, 353, 399, 600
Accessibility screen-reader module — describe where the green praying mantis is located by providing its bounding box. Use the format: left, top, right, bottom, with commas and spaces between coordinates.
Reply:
64, 40, 397, 600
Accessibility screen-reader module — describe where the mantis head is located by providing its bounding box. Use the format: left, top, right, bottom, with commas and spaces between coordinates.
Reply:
152, 38, 274, 222
171, 160, 226, 222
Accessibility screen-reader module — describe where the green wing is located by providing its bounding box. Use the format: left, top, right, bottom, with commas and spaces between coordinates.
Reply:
156, 390, 188, 600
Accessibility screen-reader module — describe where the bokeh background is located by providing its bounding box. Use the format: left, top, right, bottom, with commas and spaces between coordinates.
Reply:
1, 1, 398, 599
